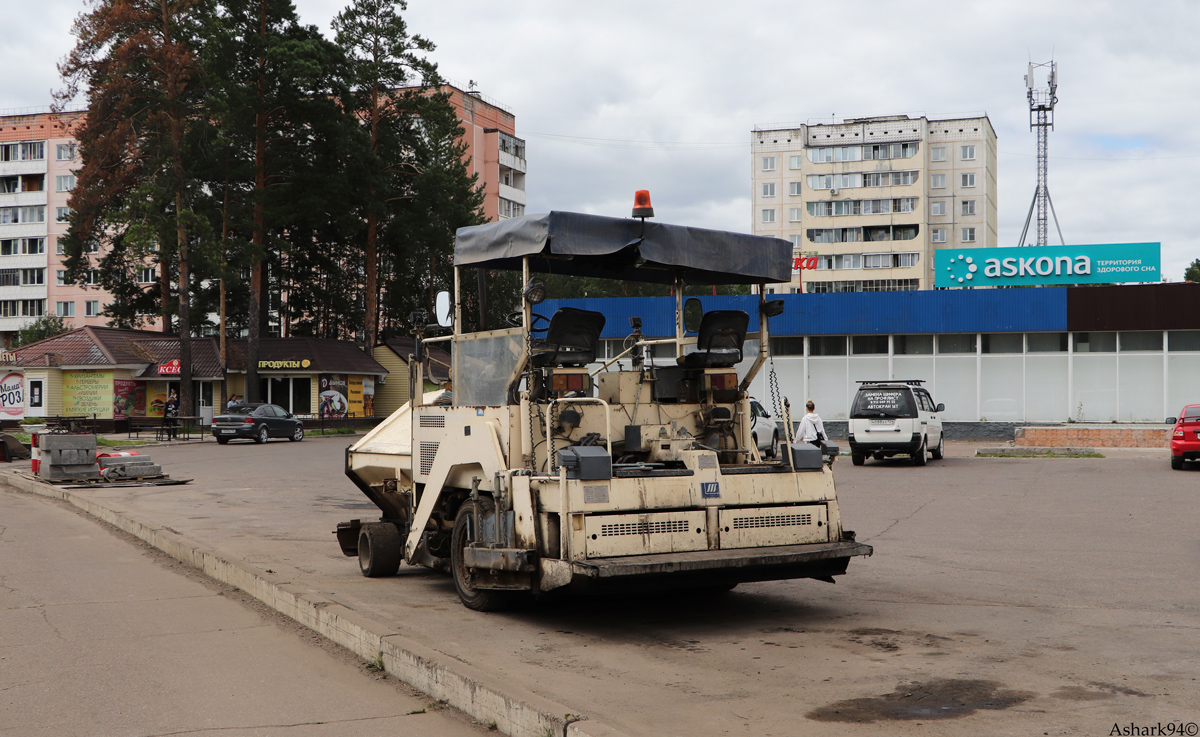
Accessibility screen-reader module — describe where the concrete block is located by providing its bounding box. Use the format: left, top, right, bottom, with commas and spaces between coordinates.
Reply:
98, 456, 153, 468
48, 448, 95, 466
41, 463, 101, 480
39, 434, 97, 451
104, 465, 162, 478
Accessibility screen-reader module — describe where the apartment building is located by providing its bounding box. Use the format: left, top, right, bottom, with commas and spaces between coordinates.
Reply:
751, 114, 996, 293
0, 108, 127, 345
440, 83, 527, 221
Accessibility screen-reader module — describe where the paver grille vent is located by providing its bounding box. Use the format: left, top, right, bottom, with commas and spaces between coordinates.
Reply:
733, 513, 812, 530
601, 519, 691, 537
418, 442, 439, 475
419, 415, 445, 428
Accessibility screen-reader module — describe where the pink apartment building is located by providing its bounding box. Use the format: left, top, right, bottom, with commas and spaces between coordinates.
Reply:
439, 84, 527, 222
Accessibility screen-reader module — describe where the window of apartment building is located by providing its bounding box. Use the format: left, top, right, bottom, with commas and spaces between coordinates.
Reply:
834, 172, 862, 189
789, 155, 803, 169
862, 171, 917, 187
931, 173, 946, 189
788, 208, 803, 222
21, 268, 44, 285
807, 174, 832, 190
136, 267, 156, 284
816, 254, 861, 270
20, 174, 43, 192
0, 269, 18, 287
808, 148, 833, 163
85, 300, 101, 317
961, 200, 976, 216
807, 227, 862, 243
498, 199, 524, 218
0, 240, 15, 256
864, 252, 919, 269
861, 198, 917, 215
833, 146, 860, 162
85, 269, 101, 285
0, 142, 45, 161
761, 156, 776, 171
961, 145, 976, 160
56, 175, 75, 192
931, 146, 946, 162
864, 142, 918, 160
56, 270, 66, 286
931, 201, 946, 216
762, 182, 775, 197
56, 207, 71, 222
789, 234, 803, 247
22, 299, 44, 317
931, 228, 947, 243
789, 181, 802, 196
832, 200, 861, 216
807, 202, 830, 217
0, 177, 15, 193
961, 173, 976, 188
56, 301, 75, 317
17, 238, 44, 255
761, 208, 775, 223
0, 206, 45, 224
961, 227, 976, 243
56, 143, 75, 161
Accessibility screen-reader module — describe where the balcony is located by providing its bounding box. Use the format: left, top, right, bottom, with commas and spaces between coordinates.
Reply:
0, 191, 47, 207
498, 183, 526, 206
0, 160, 47, 177
499, 149, 526, 173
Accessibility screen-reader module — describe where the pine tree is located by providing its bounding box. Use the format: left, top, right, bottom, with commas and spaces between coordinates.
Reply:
57, 0, 213, 418
1185, 258, 1200, 283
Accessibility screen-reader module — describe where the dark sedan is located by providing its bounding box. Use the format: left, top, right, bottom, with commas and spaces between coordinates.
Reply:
212, 403, 304, 444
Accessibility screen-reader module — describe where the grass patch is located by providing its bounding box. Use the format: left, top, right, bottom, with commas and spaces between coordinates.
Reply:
98, 437, 141, 447
306, 426, 362, 436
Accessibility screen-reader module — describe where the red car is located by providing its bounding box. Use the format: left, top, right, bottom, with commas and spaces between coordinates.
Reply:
1167, 405, 1200, 470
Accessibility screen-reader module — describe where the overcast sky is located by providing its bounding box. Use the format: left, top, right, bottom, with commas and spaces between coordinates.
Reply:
6, 0, 1199, 278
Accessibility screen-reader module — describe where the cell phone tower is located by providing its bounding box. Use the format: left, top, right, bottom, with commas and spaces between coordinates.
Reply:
1017, 60, 1065, 247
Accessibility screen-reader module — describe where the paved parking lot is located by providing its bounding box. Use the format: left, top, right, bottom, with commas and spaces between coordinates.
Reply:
13, 436, 1199, 736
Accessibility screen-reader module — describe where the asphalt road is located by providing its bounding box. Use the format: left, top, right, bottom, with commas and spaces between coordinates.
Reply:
0, 488, 490, 737
8, 435, 1199, 736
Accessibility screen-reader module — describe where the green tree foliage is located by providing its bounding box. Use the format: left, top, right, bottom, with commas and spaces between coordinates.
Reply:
11, 314, 71, 348
1185, 258, 1200, 283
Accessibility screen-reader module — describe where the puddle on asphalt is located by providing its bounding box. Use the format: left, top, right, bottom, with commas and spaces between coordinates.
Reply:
807, 678, 1035, 722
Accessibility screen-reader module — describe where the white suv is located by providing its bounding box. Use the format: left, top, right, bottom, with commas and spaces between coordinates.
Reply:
847, 381, 944, 466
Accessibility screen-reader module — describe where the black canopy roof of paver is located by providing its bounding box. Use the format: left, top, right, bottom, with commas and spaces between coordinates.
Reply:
454, 211, 792, 285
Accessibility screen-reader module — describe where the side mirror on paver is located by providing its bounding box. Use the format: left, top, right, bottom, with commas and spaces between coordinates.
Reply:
435, 291, 453, 328
936, 403, 945, 412
683, 297, 703, 333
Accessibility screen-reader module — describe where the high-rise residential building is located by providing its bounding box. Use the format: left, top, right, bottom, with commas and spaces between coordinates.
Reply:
0, 107, 131, 345
439, 84, 527, 221
751, 114, 996, 293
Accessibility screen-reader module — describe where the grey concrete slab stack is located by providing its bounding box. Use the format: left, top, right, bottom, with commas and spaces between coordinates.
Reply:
98, 454, 162, 479
38, 434, 100, 481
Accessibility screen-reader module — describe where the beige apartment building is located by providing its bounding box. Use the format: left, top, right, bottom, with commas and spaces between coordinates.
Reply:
751, 114, 996, 293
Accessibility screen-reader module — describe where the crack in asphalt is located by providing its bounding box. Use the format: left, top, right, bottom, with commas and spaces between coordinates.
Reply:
131, 711, 437, 736
867, 498, 932, 540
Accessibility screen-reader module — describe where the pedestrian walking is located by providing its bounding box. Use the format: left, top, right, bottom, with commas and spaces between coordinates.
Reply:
165, 390, 180, 440
797, 399, 826, 448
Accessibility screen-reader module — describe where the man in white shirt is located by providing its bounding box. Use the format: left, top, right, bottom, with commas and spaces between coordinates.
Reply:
797, 400, 826, 447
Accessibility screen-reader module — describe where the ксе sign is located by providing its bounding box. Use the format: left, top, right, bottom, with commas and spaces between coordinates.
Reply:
157, 359, 181, 375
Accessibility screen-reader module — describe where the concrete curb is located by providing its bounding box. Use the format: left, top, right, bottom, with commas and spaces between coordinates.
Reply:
976, 446, 1103, 457
1, 469, 625, 737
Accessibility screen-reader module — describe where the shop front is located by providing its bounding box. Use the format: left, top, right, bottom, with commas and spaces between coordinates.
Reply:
225, 338, 387, 418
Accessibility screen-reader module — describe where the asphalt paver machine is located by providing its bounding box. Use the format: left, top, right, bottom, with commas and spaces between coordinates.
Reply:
337, 201, 872, 610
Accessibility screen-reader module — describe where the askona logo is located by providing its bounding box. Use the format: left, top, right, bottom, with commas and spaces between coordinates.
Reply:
944, 253, 979, 284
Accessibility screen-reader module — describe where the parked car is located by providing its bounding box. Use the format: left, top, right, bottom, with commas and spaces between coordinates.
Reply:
212, 403, 304, 444
1167, 405, 1200, 470
847, 380, 943, 466
748, 397, 780, 458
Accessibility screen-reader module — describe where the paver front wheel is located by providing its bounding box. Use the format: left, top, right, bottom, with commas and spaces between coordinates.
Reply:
290, 426, 304, 442
912, 438, 927, 466
931, 434, 944, 460
451, 498, 513, 611
255, 425, 269, 444
358, 523, 402, 577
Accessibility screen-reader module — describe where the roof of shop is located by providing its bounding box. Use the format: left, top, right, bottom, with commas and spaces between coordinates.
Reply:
225, 337, 387, 375
131, 338, 224, 379
3, 327, 224, 373
380, 337, 451, 381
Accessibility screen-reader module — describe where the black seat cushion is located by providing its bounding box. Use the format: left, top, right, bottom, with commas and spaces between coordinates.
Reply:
531, 307, 606, 367
678, 310, 748, 368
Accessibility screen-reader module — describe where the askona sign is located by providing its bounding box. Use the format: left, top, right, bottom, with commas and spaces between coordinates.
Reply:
934, 243, 1160, 288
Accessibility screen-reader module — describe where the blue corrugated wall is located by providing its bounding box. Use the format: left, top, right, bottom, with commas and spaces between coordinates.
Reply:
541, 288, 1068, 339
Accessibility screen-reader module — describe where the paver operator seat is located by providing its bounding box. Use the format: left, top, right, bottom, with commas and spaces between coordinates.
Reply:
678, 310, 749, 368
530, 307, 607, 368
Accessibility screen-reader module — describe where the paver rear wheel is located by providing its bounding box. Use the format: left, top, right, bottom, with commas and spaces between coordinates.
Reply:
452, 498, 514, 611
358, 523, 402, 577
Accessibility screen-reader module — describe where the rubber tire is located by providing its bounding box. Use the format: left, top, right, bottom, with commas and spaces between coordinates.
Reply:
1171, 454, 1184, 470
930, 434, 944, 460
851, 453, 865, 466
290, 426, 304, 442
358, 523, 402, 577
912, 437, 927, 466
216, 437, 229, 445
767, 432, 780, 459
451, 498, 513, 612
255, 424, 269, 444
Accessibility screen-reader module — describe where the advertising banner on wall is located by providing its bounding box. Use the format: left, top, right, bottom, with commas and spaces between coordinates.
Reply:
146, 381, 170, 417
318, 374, 349, 418
113, 379, 147, 420
362, 377, 375, 417
63, 370, 114, 418
347, 376, 364, 418
0, 372, 24, 418
935, 243, 1160, 288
